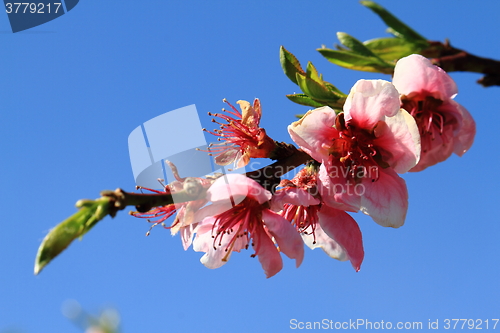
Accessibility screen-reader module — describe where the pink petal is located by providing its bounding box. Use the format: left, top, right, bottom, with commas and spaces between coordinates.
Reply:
344, 79, 401, 130
207, 173, 271, 205
317, 205, 364, 271
235, 151, 250, 169
193, 218, 247, 269
180, 222, 197, 251
301, 223, 348, 262
252, 226, 283, 278
408, 100, 475, 172
374, 109, 421, 173
198, 245, 229, 269
194, 233, 228, 269
318, 163, 361, 212
359, 168, 408, 228
262, 209, 304, 268
452, 102, 476, 156
288, 107, 339, 162
192, 201, 234, 224
271, 187, 320, 211
193, 217, 218, 253
393, 54, 457, 100
410, 126, 455, 172
214, 148, 239, 166
238, 99, 261, 127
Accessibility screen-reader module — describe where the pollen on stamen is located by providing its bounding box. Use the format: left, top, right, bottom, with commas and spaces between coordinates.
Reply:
145, 220, 164, 236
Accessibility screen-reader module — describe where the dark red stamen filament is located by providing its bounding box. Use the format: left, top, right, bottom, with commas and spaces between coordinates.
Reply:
402, 94, 446, 153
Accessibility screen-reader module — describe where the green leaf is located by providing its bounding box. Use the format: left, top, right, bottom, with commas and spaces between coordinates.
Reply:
324, 82, 347, 97
280, 46, 305, 85
360, 1, 427, 43
337, 32, 378, 58
305, 62, 346, 97
386, 27, 404, 39
286, 93, 326, 108
318, 48, 394, 74
296, 73, 342, 102
306, 62, 322, 83
34, 197, 110, 275
363, 37, 426, 61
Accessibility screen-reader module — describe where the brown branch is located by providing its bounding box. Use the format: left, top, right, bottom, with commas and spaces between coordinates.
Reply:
99, 142, 312, 215
421, 40, 500, 87
246, 144, 311, 192
100, 180, 206, 215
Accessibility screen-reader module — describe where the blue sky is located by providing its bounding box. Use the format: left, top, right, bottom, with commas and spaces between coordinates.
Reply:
1, 1, 499, 332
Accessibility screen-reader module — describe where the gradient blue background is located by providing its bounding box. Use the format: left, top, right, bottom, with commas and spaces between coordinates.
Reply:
1, 1, 499, 332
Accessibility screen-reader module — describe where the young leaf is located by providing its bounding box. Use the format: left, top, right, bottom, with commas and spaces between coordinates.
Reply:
34, 197, 110, 275
360, 1, 427, 44
324, 82, 347, 97
306, 62, 322, 83
337, 32, 378, 58
296, 73, 341, 102
286, 93, 326, 108
280, 46, 305, 85
306, 62, 345, 98
363, 37, 424, 61
317, 49, 394, 74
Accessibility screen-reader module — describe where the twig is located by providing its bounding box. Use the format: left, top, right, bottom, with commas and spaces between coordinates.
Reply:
421, 40, 500, 87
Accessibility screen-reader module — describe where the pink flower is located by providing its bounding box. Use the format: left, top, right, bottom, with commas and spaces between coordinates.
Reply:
288, 80, 420, 227
193, 174, 304, 278
205, 99, 276, 169
272, 167, 364, 271
131, 161, 211, 250
393, 54, 476, 172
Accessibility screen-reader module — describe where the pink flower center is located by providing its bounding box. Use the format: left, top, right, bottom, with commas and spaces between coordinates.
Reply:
280, 167, 321, 243
210, 197, 264, 261
329, 113, 384, 182
282, 203, 320, 243
401, 93, 451, 153
203, 100, 261, 158
130, 185, 178, 234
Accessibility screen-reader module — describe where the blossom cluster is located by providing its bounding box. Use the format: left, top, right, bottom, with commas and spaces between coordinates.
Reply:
133, 55, 475, 278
